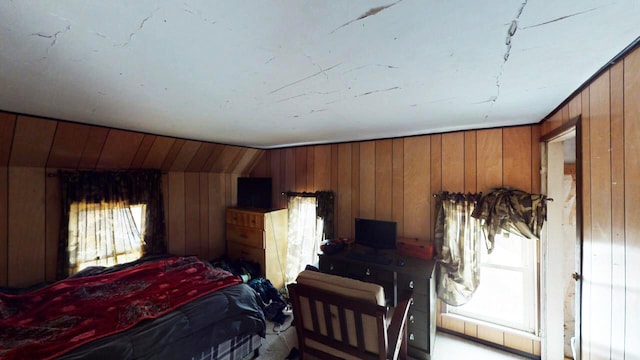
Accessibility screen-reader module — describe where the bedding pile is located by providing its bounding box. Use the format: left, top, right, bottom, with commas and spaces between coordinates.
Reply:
0, 256, 242, 360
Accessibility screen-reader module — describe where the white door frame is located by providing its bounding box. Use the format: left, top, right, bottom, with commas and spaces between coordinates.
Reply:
540, 123, 580, 360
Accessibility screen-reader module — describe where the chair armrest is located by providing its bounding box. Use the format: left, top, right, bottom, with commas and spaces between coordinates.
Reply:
387, 292, 413, 360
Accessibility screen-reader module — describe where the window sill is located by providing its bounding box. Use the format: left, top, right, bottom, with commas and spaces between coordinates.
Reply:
441, 312, 540, 341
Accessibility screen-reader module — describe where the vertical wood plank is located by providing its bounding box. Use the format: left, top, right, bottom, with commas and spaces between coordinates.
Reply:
314, 145, 332, 191
226, 148, 248, 174
0, 113, 16, 166
441, 132, 464, 192
186, 143, 217, 172
167, 172, 186, 255
208, 173, 226, 259
375, 139, 393, 220
464, 131, 477, 193
429, 135, 441, 241
609, 60, 626, 359
250, 151, 269, 177
95, 129, 145, 169
531, 125, 542, 193
623, 46, 640, 360
184, 173, 200, 256
202, 144, 225, 172
47, 123, 91, 169
285, 148, 296, 194
589, 72, 613, 358
392, 138, 404, 237
45, 171, 60, 281
568, 94, 582, 121
10, 116, 57, 167
78, 127, 109, 169
306, 147, 315, 191
270, 150, 283, 209
161, 140, 186, 171
359, 141, 375, 219
129, 134, 156, 169
351, 143, 360, 238
199, 173, 210, 259
234, 148, 263, 175
476, 129, 503, 191
170, 141, 202, 172
0, 167, 7, 285
295, 147, 307, 192
503, 126, 532, 192
337, 143, 352, 238
142, 137, 176, 169
8, 167, 45, 287
404, 135, 430, 241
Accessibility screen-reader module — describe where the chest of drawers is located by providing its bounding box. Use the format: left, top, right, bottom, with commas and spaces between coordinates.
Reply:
319, 250, 436, 359
226, 207, 288, 290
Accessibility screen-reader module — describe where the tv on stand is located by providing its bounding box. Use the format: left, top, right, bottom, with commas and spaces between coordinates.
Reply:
354, 218, 397, 253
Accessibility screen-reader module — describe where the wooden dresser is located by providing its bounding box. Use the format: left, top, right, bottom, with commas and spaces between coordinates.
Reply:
225, 207, 288, 290
319, 249, 436, 359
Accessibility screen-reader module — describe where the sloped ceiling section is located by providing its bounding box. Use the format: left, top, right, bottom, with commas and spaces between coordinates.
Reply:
0, 112, 263, 173
0, 1, 639, 148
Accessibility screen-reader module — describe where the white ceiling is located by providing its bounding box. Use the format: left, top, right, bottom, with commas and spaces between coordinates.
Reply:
1, 1, 639, 149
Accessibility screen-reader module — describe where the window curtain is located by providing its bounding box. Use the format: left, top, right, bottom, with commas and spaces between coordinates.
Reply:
284, 191, 334, 285
471, 186, 548, 252
57, 170, 166, 279
434, 192, 483, 306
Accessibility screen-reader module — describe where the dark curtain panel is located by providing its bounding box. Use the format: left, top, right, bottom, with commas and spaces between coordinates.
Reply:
434, 192, 483, 306
471, 186, 548, 251
315, 191, 334, 240
57, 170, 166, 279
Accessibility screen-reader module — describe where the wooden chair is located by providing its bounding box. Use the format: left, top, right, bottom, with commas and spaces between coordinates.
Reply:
287, 270, 413, 360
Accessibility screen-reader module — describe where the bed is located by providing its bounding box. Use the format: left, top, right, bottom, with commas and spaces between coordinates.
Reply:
0, 255, 266, 360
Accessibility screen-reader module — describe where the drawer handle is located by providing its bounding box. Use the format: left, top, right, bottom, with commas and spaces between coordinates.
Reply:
366, 268, 371, 276
241, 251, 249, 256
409, 315, 414, 324
409, 333, 415, 341
409, 280, 414, 289
240, 234, 248, 238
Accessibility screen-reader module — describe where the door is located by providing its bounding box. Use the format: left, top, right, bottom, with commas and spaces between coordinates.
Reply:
542, 124, 581, 360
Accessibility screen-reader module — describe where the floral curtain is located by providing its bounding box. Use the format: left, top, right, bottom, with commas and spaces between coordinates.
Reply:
471, 186, 548, 252
434, 192, 483, 306
57, 170, 166, 279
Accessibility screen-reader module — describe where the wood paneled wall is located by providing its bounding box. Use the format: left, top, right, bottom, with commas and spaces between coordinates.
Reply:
540, 46, 640, 360
0, 111, 264, 287
252, 125, 540, 243
252, 124, 542, 355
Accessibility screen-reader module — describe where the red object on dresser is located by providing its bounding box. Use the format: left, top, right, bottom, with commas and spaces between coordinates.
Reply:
396, 237, 434, 260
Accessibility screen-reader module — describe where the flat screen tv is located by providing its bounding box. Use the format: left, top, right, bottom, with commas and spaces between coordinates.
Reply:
354, 218, 397, 252
237, 177, 272, 210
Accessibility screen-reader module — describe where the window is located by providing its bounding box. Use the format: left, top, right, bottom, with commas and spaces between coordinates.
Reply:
447, 232, 538, 334
284, 196, 323, 285
68, 201, 146, 274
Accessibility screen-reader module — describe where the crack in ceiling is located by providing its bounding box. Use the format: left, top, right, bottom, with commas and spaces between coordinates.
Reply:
330, 0, 403, 34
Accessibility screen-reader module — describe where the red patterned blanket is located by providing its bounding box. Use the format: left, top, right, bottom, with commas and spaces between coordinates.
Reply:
0, 256, 242, 360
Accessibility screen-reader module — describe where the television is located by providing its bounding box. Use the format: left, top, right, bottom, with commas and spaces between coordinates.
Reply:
237, 177, 272, 210
354, 218, 397, 252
